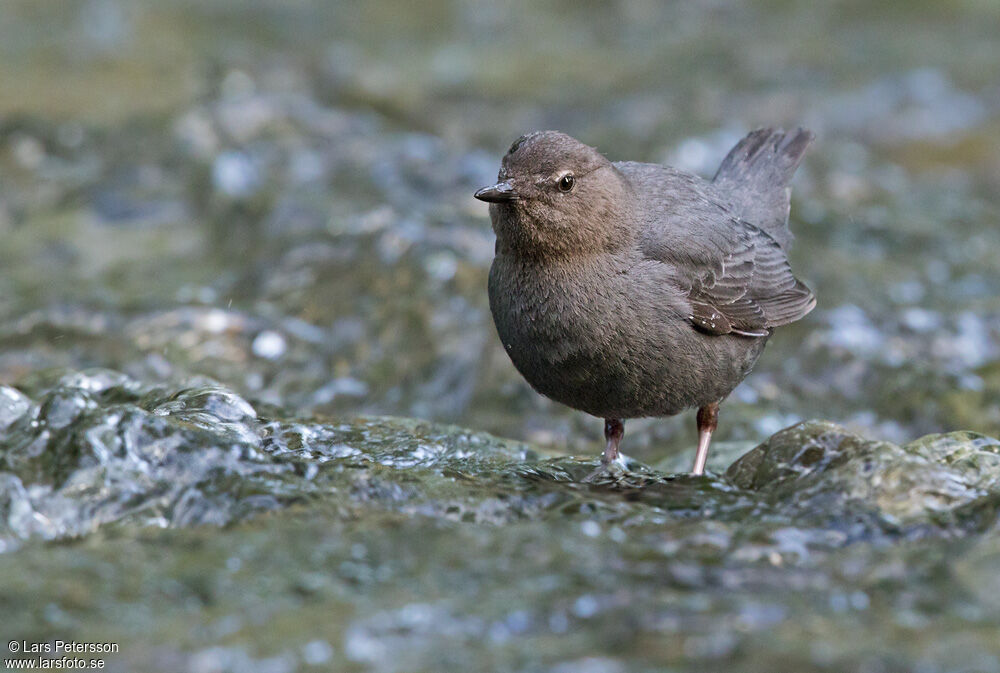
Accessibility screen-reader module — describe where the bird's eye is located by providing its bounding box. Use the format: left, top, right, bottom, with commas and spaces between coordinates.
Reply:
558, 174, 575, 192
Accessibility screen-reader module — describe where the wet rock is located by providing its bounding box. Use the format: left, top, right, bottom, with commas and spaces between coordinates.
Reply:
4, 373, 1000, 556
0, 370, 547, 550
0, 369, 999, 671
727, 420, 1000, 528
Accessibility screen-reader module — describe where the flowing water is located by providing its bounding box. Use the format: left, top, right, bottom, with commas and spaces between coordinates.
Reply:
1, 1, 999, 671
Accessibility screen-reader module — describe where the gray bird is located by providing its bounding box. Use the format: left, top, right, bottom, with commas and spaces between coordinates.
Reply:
474, 128, 816, 476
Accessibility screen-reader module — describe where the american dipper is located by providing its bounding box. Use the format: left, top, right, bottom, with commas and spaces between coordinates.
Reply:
474, 128, 816, 476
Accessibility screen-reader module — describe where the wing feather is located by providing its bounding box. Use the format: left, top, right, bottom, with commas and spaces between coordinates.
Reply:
675, 221, 815, 337
619, 160, 816, 338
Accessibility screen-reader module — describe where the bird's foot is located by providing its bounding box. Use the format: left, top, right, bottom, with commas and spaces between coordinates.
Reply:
582, 461, 609, 483
582, 456, 626, 483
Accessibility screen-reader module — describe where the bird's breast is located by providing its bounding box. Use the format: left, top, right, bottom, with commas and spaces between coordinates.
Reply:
487, 252, 765, 418
488, 255, 616, 361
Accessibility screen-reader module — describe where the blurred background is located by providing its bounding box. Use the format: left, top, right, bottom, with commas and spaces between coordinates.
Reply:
2, 2, 1000, 672
1, 0, 999, 457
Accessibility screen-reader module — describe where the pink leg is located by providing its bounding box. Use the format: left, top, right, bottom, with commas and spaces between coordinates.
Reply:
583, 418, 624, 482
692, 402, 719, 476
602, 418, 624, 465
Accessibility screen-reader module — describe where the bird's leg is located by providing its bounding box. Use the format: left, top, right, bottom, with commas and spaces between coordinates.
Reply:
692, 402, 719, 476
583, 418, 624, 482
602, 418, 624, 465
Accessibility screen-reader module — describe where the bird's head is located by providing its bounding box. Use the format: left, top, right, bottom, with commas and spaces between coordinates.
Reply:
475, 131, 632, 258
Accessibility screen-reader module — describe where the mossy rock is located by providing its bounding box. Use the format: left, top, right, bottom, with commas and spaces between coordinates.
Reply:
727, 420, 1000, 525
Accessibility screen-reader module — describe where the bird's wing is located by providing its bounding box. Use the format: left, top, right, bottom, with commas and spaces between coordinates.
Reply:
619, 161, 816, 337
676, 221, 816, 337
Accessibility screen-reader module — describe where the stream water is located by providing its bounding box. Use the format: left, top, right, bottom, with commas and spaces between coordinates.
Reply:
1, 1, 999, 671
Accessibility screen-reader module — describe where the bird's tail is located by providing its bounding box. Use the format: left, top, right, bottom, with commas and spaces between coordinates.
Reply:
712, 127, 814, 250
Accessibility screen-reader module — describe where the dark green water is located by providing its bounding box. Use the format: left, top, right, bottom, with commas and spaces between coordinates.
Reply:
1, 1, 999, 671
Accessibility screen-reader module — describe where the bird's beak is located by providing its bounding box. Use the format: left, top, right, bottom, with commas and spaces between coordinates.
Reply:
474, 181, 519, 203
